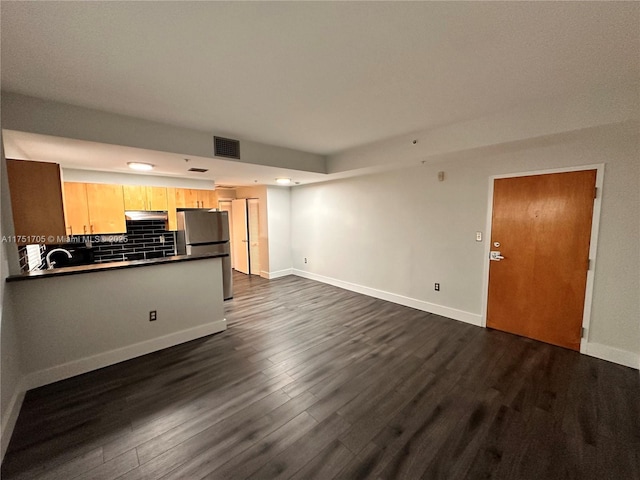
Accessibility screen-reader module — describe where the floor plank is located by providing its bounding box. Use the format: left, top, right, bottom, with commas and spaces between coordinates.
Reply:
2, 271, 639, 480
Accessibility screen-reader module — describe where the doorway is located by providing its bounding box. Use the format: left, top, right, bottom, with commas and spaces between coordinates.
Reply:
230, 198, 260, 276
485, 168, 601, 351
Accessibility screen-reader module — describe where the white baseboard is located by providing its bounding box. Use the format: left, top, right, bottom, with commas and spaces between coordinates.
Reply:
23, 319, 227, 391
584, 342, 639, 369
292, 269, 482, 326
1, 377, 27, 462
263, 268, 293, 280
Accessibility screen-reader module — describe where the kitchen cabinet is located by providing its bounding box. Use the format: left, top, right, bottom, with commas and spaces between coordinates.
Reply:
63, 182, 91, 235
197, 190, 216, 208
6, 159, 66, 244
123, 185, 168, 211
63, 182, 126, 234
166, 187, 178, 231
174, 188, 216, 208
122, 185, 147, 210
85, 184, 126, 233
175, 188, 199, 208
146, 186, 168, 211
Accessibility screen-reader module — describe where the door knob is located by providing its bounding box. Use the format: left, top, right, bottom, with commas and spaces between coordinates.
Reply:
490, 251, 505, 261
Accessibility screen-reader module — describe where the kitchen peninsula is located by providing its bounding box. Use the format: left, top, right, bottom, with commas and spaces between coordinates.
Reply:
6, 253, 227, 390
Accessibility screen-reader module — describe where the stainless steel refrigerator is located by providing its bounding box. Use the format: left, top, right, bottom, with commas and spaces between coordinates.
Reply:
176, 210, 233, 300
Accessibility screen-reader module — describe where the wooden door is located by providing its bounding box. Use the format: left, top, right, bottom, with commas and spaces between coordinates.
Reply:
7, 160, 66, 242
231, 199, 249, 274
85, 183, 126, 234
122, 185, 147, 210
247, 198, 260, 276
146, 186, 168, 211
486, 170, 597, 351
63, 182, 90, 236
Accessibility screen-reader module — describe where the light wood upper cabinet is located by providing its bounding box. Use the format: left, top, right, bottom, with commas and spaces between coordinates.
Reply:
146, 186, 168, 211
123, 185, 168, 211
122, 185, 147, 210
6, 159, 66, 243
64, 182, 206, 235
63, 182, 90, 235
166, 187, 178, 231
197, 190, 216, 209
175, 188, 199, 208
174, 188, 216, 208
85, 184, 126, 234
64, 182, 126, 234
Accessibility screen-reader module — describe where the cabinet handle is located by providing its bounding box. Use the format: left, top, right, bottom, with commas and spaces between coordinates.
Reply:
90, 225, 94, 234
83, 225, 87, 234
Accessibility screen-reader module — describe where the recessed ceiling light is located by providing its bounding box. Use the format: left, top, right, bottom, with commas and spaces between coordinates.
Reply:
276, 178, 291, 185
127, 162, 154, 171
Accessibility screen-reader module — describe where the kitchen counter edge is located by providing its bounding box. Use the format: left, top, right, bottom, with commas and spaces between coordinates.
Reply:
6, 253, 229, 282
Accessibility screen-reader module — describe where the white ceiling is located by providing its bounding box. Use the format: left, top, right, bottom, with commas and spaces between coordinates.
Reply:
1, 130, 329, 187
1, 2, 638, 182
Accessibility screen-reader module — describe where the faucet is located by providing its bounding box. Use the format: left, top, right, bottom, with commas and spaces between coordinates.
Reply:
46, 248, 72, 270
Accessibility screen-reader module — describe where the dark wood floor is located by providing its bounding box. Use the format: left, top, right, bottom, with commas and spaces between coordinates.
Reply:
2, 272, 639, 480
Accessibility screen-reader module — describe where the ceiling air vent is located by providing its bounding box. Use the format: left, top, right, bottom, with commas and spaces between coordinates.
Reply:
214, 136, 240, 159
188, 167, 209, 173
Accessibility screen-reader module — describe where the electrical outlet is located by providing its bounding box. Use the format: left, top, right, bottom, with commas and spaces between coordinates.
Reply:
149, 310, 157, 321
434, 283, 440, 291
304, 257, 308, 264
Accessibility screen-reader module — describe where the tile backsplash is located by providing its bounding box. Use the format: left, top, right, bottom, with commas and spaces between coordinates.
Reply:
18, 244, 47, 272
90, 220, 176, 263
29, 220, 177, 272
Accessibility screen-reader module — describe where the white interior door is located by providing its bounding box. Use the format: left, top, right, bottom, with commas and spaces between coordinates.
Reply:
247, 199, 260, 276
231, 199, 249, 274
218, 200, 234, 268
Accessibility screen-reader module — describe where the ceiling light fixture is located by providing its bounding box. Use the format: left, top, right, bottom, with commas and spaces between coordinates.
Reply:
276, 178, 291, 185
127, 162, 154, 171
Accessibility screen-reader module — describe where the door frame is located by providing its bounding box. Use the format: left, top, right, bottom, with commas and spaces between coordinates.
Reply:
246, 197, 260, 276
480, 163, 605, 354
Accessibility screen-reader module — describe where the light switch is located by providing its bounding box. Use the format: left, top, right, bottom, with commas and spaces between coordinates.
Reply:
476, 231, 482, 242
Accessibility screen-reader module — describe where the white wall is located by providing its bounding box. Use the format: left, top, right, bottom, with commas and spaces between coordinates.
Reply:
8, 257, 226, 389
0, 143, 24, 460
266, 186, 292, 278
291, 123, 639, 367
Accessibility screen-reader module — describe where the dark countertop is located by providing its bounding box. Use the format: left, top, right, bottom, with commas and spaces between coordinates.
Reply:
6, 253, 228, 282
